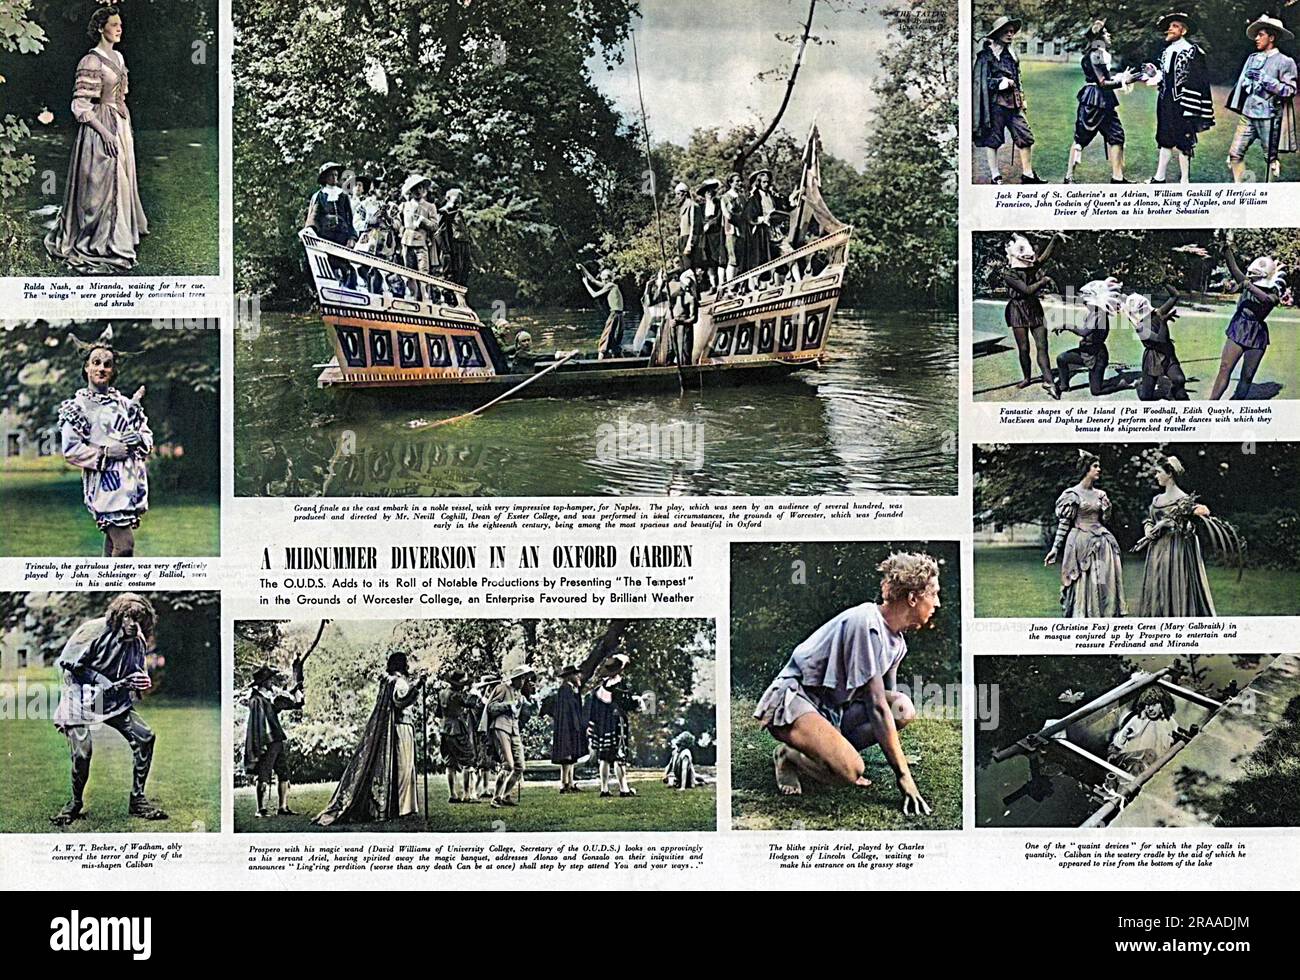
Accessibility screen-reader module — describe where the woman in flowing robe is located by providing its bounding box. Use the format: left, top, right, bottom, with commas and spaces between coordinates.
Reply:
44, 7, 149, 274
1135, 456, 1216, 617
315, 652, 423, 826
1045, 452, 1126, 617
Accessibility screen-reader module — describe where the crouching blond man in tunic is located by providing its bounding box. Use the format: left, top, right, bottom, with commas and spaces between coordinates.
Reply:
753, 553, 941, 816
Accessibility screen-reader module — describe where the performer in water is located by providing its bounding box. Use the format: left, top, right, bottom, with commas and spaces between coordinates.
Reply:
1045, 451, 1126, 618
1209, 238, 1286, 400
1065, 20, 1138, 184
753, 553, 939, 816
1002, 233, 1060, 397
1108, 687, 1179, 774
59, 333, 152, 557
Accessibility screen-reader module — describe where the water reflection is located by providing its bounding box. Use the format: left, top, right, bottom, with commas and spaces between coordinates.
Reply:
235, 308, 958, 497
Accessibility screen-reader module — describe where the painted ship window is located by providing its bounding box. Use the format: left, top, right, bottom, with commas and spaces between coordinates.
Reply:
757, 318, 776, 354
336, 326, 367, 368
712, 324, 735, 356
778, 315, 797, 352
734, 322, 755, 355
397, 331, 424, 369
802, 311, 824, 349
425, 333, 453, 368
453, 336, 486, 369
369, 328, 395, 367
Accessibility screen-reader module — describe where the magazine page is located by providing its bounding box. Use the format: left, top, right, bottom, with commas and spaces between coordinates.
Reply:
0, 0, 1295, 930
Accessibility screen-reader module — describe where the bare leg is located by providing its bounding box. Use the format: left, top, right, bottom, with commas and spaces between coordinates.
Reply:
1235, 347, 1266, 399
768, 711, 870, 790
1210, 339, 1246, 400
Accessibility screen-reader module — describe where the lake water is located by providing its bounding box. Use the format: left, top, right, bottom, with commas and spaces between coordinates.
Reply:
234, 307, 957, 497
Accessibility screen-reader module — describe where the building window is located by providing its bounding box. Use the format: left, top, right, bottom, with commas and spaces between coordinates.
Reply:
18, 648, 29, 669
5, 433, 19, 457
1018, 41, 1028, 53
1036, 40, 1045, 54
1054, 42, 1063, 55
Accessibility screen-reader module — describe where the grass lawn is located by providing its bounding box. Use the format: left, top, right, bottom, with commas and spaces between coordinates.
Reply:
974, 545, 1300, 617
0, 670, 220, 833
730, 698, 962, 831
972, 61, 1300, 184
0, 467, 219, 557
234, 774, 716, 834
973, 298, 1300, 401
6, 126, 219, 277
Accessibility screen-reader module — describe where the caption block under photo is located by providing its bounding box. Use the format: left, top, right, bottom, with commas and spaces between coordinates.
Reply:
232, 617, 717, 834
0, 589, 220, 834
730, 540, 961, 831
974, 652, 1298, 830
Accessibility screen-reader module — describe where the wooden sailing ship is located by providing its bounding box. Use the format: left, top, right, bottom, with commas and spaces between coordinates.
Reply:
301, 133, 851, 402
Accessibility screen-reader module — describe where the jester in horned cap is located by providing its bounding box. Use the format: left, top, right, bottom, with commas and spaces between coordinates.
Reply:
1142, 12, 1216, 184
974, 16, 1045, 184
1226, 14, 1298, 182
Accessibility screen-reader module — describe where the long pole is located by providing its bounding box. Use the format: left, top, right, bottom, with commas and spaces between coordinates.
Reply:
632, 31, 668, 273
408, 350, 580, 430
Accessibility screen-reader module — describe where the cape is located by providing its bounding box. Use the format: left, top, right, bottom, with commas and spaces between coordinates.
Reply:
314, 675, 405, 825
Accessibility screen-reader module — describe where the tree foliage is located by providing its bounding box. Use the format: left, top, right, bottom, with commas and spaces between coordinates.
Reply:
730, 540, 962, 701
974, 442, 1300, 566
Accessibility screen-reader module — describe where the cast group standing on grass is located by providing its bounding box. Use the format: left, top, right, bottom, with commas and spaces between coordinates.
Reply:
974, 10, 1297, 184
993, 231, 1290, 401
1044, 452, 1236, 619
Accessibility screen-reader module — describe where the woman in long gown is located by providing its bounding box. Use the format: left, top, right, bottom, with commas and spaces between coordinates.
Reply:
1135, 456, 1216, 617
44, 6, 148, 273
315, 652, 423, 826
1045, 451, 1126, 617
58, 336, 152, 557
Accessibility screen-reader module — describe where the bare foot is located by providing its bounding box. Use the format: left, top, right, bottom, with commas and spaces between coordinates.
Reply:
1016, 378, 1033, 389
773, 744, 803, 796
854, 776, 873, 788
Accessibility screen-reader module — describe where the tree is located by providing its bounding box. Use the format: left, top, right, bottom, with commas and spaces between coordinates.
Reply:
730, 540, 962, 701
233, 0, 645, 307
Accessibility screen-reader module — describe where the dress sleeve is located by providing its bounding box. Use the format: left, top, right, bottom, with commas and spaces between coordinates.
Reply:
71, 55, 102, 123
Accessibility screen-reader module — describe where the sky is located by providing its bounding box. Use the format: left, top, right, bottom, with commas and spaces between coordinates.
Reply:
587, 0, 889, 170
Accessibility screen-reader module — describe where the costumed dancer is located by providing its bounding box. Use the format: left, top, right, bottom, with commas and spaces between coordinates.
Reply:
1002, 233, 1060, 397
752, 553, 939, 815
551, 664, 586, 794
1065, 20, 1138, 184
1054, 277, 1126, 396
1044, 451, 1127, 618
1126, 284, 1189, 400
59, 331, 152, 557
1209, 238, 1286, 400
973, 16, 1044, 184
586, 654, 636, 798
314, 651, 425, 826
244, 662, 306, 818
1143, 13, 1215, 184
1226, 15, 1297, 183
50, 594, 168, 825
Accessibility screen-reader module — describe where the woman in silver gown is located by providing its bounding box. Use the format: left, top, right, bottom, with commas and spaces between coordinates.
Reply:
1045, 452, 1126, 617
1135, 455, 1216, 617
44, 6, 148, 273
